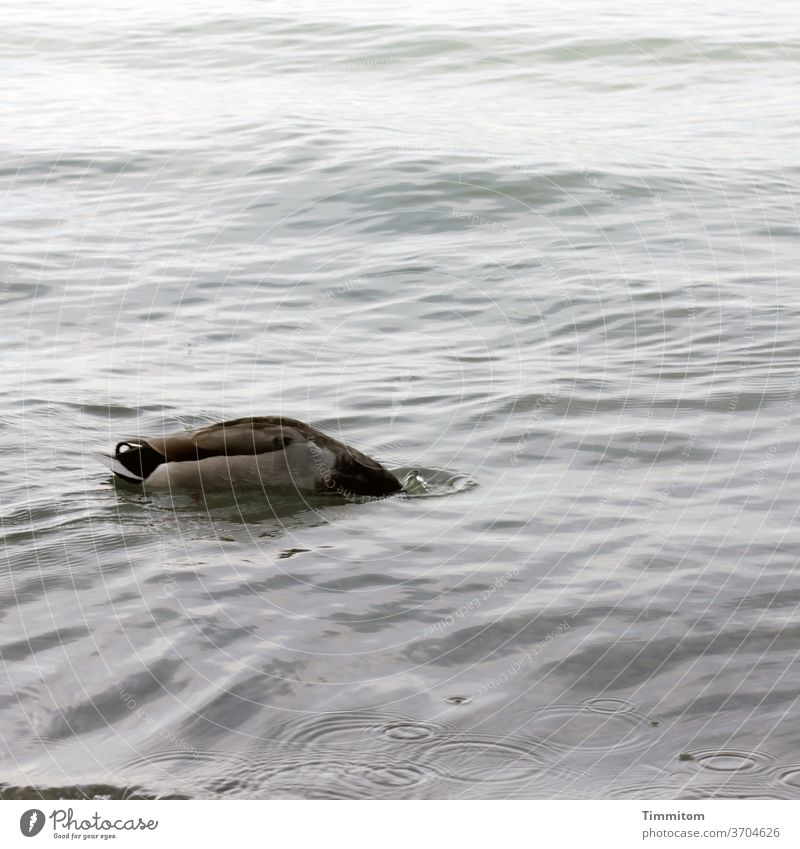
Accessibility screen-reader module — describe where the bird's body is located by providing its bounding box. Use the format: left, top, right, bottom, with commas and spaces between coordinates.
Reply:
97, 416, 402, 497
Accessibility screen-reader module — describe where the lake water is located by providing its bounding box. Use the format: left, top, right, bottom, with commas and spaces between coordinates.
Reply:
3, 0, 800, 799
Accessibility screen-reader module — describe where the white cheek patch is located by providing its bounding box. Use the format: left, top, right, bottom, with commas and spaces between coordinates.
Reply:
93, 452, 144, 482
116, 441, 144, 455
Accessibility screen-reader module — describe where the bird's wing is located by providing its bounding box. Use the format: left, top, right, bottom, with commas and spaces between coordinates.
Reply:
145, 416, 309, 460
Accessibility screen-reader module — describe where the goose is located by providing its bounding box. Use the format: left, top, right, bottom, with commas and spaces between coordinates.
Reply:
97, 416, 403, 497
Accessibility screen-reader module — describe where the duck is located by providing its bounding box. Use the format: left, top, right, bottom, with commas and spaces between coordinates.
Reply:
97, 416, 403, 497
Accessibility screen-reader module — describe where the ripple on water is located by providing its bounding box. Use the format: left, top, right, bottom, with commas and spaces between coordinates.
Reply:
248, 711, 581, 796
186, 748, 441, 799
397, 467, 478, 498
654, 748, 789, 799
111, 748, 254, 793
269, 710, 458, 752
606, 777, 696, 799
420, 735, 553, 786
509, 702, 661, 754
679, 785, 788, 800
82, 706, 678, 798
605, 771, 789, 800
685, 748, 778, 773
382, 721, 439, 742
581, 697, 639, 715
773, 765, 800, 793
251, 756, 435, 799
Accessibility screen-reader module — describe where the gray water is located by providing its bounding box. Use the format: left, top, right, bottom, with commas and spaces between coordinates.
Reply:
2, 0, 800, 799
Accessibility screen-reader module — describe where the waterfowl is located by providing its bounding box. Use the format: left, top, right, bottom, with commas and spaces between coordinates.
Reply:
97, 416, 402, 497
